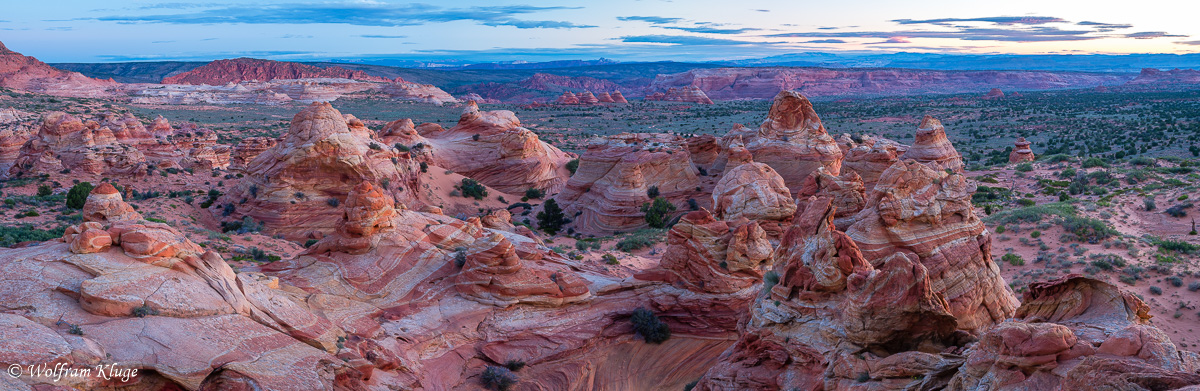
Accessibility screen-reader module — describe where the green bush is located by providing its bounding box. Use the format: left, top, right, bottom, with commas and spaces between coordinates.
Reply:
65, 182, 94, 209
602, 253, 618, 265
1155, 239, 1199, 254
615, 229, 663, 252
0, 224, 66, 247
1015, 163, 1033, 172
630, 308, 670, 344
480, 366, 517, 391
524, 188, 544, 200
646, 186, 660, 199
1082, 157, 1109, 168
1150, 286, 1163, 295
565, 159, 580, 175
1001, 253, 1025, 266
641, 197, 676, 229
1060, 216, 1117, 243
36, 185, 52, 197
458, 178, 488, 200
536, 199, 566, 235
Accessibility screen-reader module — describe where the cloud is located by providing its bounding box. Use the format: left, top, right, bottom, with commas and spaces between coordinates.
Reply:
768, 25, 1113, 42
804, 39, 846, 43
881, 37, 911, 43
360, 34, 408, 39
617, 16, 683, 24
620, 34, 765, 45
281, 34, 312, 39
96, 50, 318, 62
1078, 21, 1132, 29
661, 26, 757, 34
754, 9, 770, 12
894, 16, 1066, 25
1178, 40, 1200, 46
1125, 31, 1186, 39
88, 3, 593, 29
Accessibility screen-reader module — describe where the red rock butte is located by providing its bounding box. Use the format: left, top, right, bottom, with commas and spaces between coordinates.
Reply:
163, 58, 394, 85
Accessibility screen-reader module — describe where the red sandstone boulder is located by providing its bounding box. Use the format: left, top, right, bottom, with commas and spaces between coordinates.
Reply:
711, 162, 796, 221
638, 209, 767, 294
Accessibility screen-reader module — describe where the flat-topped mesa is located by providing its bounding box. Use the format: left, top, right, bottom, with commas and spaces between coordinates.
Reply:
555, 91, 580, 105
1009, 137, 1036, 163
9, 111, 148, 177
639, 209, 770, 294
218, 102, 422, 240
898, 115, 964, 173
711, 162, 796, 222
951, 275, 1200, 389
846, 160, 1018, 332
162, 58, 392, 85
715, 90, 843, 189
553, 132, 702, 234
405, 101, 575, 194
652, 86, 714, 104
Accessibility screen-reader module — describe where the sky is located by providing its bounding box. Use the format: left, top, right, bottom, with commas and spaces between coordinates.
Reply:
1, 0, 1198, 63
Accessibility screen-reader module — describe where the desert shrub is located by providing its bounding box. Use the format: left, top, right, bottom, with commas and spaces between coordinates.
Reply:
419, 162, 428, 172
630, 308, 670, 344
646, 186, 660, 199
1145, 198, 1157, 211
536, 199, 566, 235
132, 304, 160, 318
1189, 281, 1200, 292
565, 159, 579, 175
985, 203, 1076, 225
1030, 230, 1041, 238
1059, 216, 1117, 243
1167, 276, 1183, 287
394, 143, 410, 152
524, 188, 544, 200
1150, 286, 1163, 295
459, 178, 488, 200
641, 197, 676, 229
1082, 157, 1109, 168
221, 203, 236, 217
602, 253, 618, 265
503, 359, 526, 372
36, 185, 52, 197
995, 225, 1006, 234
304, 239, 318, 248
1156, 239, 1200, 254
687, 198, 699, 211
1017, 198, 1036, 206
1166, 203, 1192, 217
615, 229, 663, 252
326, 197, 339, 207
65, 182, 93, 209
1001, 253, 1025, 266
764, 271, 780, 291
1015, 163, 1033, 172
1131, 156, 1156, 166
480, 366, 517, 391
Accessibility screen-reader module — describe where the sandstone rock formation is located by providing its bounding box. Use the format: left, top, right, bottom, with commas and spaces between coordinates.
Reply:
611, 91, 629, 103
795, 167, 865, 229
846, 160, 1017, 331
645, 86, 714, 104
555, 91, 580, 104
711, 162, 796, 222
0, 184, 365, 390
0, 41, 120, 98
695, 196, 961, 390
554, 133, 702, 233
218, 102, 422, 240
638, 209, 770, 294
649, 67, 1131, 100
984, 87, 1005, 98
1009, 137, 1036, 163
383, 102, 575, 194
841, 135, 906, 192
163, 58, 391, 84
578, 91, 599, 104
898, 115, 964, 173
231, 137, 278, 170
714, 90, 843, 189
949, 275, 1200, 389
9, 112, 149, 177
596, 91, 614, 103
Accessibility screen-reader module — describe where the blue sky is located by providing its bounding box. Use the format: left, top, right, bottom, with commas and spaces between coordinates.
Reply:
1, 0, 1197, 63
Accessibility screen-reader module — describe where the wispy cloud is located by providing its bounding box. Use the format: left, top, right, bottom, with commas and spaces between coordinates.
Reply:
894, 16, 1066, 25
1125, 31, 1186, 39
1179, 40, 1200, 46
661, 26, 757, 34
281, 34, 312, 39
87, 3, 593, 29
96, 50, 318, 62
360, 34, 408, 39
767, 26, 1107, 42
620, 35, 767, 45
804, 39, 846, 43
617, 16, 683, 24
1078, 21, 1133, 29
